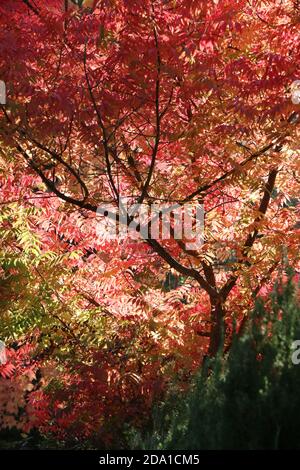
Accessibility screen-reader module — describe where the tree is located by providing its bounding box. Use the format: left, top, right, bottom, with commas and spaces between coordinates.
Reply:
1, 0, 300, 359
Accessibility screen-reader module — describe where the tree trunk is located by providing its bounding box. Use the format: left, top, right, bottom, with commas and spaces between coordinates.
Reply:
207, 298, 224, 357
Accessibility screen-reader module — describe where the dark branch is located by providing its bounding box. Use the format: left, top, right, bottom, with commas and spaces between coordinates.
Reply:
138, 26, 161, 204
220, 168, 278, 300
22, 0, 40, 16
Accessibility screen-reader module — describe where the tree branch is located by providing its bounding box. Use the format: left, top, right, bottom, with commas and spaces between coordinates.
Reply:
22, 0, 40, 16
181, 141, 276, 204
220, 168, 278, 300
138, 25, 161, 204
83, 43, 120, 203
